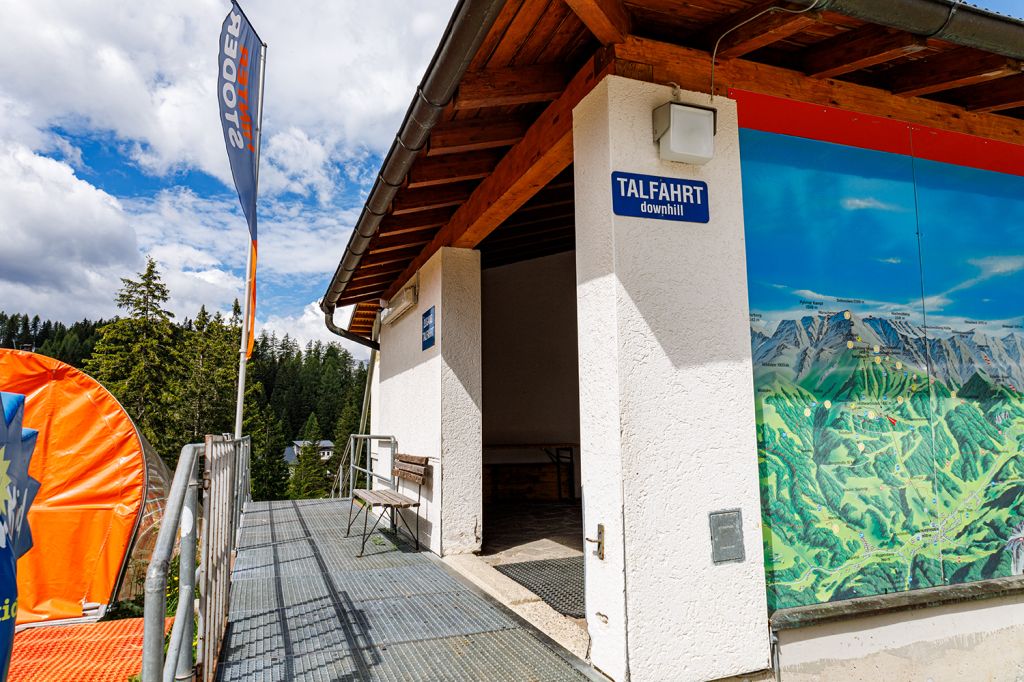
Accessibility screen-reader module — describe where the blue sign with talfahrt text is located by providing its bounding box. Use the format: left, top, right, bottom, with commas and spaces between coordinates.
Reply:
611, 171, 709, 223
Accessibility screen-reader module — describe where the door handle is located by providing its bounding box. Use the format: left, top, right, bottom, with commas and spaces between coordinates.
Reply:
585, 523, 605, 560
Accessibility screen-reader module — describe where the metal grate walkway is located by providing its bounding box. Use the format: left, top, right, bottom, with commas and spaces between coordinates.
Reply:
218, 499, 599, 681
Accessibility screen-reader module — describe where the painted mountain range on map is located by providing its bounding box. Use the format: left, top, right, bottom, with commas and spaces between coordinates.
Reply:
753, 313, 1024, 391
751, 311, 1024, 610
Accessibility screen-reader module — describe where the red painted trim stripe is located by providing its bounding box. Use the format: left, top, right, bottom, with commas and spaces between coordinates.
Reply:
908, 124, 1024, 177
730, 88, 1024, 177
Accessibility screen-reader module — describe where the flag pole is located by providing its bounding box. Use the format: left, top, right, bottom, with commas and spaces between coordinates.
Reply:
234, 38, 267, 439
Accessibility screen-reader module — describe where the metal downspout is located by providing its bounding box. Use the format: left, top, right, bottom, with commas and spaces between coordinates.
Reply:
787, 0, 1024, 60
320, 0, 507, 320
325, 308, 380, 350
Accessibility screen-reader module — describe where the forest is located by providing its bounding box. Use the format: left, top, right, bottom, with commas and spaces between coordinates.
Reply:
2, 258, 366, 501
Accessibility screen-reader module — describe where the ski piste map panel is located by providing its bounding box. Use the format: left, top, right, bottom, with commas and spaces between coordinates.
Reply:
738, 101, 1024, 611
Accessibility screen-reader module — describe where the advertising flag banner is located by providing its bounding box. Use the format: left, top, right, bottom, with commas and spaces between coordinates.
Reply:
218, 1, 264, 356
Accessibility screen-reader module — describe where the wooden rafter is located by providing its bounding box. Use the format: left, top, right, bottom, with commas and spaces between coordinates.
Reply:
390, 182, 475, 215
455, 64, 567, 109
406, 150, 503, 188
884, 48, 1023, 97
359, 245, 422, 269
342, 272, 403, 293
348, 264, 406, 282
802, 25, 927, 79
377, 207, 456, 236
426, 118, 528, 156
370, 232, 433, 254
382, 50, 622, 300
612, 36, 1024, 146
563, 0, 631, 45
956, 74, 1024, 113
705, 1, 821, 60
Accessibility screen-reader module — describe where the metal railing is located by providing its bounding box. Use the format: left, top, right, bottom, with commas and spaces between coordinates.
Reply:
331, 434, 397, 499
142, 435, 251, 682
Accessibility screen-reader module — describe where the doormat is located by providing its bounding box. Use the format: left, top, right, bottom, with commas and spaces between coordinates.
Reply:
495, 556, 584, 619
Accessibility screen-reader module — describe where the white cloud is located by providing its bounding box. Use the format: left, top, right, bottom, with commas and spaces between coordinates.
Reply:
0, 141, 141, 320
0, 0, 456, 200
262, 301, 370, 361
841, 197, 905, 212
877, 257, 902, 265
968, 255, 1024, 278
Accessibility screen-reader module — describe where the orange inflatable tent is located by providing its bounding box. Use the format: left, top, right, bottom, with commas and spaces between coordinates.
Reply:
0, 350, 170, 625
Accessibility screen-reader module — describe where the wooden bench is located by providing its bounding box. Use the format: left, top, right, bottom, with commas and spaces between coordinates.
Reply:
346, 453, 429, 557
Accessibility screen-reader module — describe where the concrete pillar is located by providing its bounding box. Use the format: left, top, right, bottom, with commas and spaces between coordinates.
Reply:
372, 246, 482, 556
573, 76, 770, 681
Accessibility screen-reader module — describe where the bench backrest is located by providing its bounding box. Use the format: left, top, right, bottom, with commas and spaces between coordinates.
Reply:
393, 454, 429, 487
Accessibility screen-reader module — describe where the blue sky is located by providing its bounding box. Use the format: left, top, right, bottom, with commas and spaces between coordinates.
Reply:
974, 0, 1023, 18
741, 129, 1024, 334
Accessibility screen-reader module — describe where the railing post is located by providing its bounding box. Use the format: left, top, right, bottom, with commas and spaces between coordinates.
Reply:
348, 434, 356, 499
142, 444, 200, 682
172, 457, 199, 681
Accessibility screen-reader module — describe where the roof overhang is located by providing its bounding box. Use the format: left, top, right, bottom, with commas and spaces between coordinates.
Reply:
322, 0, 1024, 340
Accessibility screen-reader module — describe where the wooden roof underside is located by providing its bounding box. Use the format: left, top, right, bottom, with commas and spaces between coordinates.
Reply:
345, 0, 1024, 336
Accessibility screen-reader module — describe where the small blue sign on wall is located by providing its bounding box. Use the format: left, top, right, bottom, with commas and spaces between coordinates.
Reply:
611, 171, 709, 223
422, 306, 435, 351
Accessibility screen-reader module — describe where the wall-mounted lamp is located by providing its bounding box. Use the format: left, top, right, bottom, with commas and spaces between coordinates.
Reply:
652, 101, 716, 165
379, 283, 418, 326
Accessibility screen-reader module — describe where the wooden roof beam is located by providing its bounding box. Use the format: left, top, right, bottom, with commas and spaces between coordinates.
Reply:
342, 272, 405, 294
885, 48, 1023, 97
406, 150, 503, 189
349, 264, 406, 282
383, 50, 625, 299
563, 0, 631, 46
802, 25, 928, 79
957, 73, 1024, 113
359, 246, 420, 269
369, 233, 432, 254
390, 182, 475, 215
611, 36, 1024, 146
455, 65, 568, 109
426, 118, 528, 156
339, 290, 387, 306
706, 1, 821, 60
377, 207, 455, 236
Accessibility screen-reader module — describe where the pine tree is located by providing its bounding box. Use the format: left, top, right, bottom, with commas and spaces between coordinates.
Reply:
331, 393, 362, 496
169, 306, 238, 446
2, 314, 19, 347
85, 257, 180, 463
243, 381, 290, 501
289, 413, 329, 499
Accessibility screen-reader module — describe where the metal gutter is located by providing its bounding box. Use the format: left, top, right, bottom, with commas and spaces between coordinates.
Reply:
789, 0, 1024, 59
320, 0, 507, 334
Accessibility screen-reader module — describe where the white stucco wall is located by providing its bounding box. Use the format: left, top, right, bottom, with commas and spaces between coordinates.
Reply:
438, 247, 483, 554
372, 246, 482, 555
574, 76, 770, 681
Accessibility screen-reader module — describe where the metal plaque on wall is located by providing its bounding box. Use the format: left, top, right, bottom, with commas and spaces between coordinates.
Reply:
709, 509, 745, 565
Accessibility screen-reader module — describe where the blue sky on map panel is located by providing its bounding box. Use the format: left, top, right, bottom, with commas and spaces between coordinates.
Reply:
741, 129, 1024, 335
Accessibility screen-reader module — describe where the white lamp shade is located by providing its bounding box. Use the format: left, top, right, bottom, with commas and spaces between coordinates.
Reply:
653, 102, 715, 165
